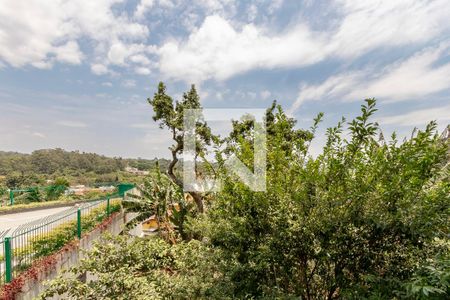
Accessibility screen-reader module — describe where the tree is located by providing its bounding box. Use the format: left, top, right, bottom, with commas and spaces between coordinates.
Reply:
25, 187, 41, 202
148, 82, 216, 213
198, 99, 449, 298
46, 178, 70, 201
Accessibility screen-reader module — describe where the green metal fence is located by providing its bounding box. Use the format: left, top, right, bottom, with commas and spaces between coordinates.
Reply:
3, 182, 133, 206
0, 196, 122, 285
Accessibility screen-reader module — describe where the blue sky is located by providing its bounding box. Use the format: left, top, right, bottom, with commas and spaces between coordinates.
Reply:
0, 0, 449, 158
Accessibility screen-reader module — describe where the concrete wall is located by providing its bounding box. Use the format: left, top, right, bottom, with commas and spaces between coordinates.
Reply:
15, 212, 126, 300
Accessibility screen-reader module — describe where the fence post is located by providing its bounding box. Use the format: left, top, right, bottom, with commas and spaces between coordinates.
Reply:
77, 208, 82, 239
106, 196, 110, 217
9, 190, 14, 206
4, 237, 12, 283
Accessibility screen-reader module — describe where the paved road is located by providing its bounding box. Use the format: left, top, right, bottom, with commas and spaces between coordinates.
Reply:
0, 206, 74, 233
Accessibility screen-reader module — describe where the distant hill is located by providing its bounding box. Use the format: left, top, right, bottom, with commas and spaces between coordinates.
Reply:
0, 149, 169, 187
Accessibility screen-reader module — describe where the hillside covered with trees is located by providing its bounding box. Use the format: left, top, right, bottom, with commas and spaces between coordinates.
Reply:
0, 149, 169, 189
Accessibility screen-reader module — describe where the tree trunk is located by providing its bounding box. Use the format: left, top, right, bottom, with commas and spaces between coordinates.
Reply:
190, 191, 204, 213
167, 137, 204, 213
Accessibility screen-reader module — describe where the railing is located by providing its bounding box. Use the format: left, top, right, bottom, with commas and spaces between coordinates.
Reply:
0, 195, 122, 285
3, 182, 133, 206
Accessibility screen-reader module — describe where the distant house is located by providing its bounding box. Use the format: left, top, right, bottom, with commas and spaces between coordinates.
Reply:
66, 184, 116, 196
125, 166, 149, 176
98, 185, 116, 193
66, 185, 89, 196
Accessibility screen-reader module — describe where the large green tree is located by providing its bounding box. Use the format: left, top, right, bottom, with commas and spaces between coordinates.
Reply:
148, 82, 216, 213
199, 99, 449, 298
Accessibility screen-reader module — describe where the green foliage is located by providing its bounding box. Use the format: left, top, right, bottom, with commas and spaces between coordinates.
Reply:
403, 239, 450, 299
4, 173, 42, 189
199, 99, 449, 298
39, 95, 449, 299
124, 166, 193, 241
0, 186, 6, 197
31, 221, 78, 258
148, 82, 217, 212
45, 178, 69, 201
25, 187, 41, 202
39, 234, 231, 300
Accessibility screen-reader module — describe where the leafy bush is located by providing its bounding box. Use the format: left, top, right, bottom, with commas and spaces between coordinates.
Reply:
39, 234, 231, 300
45, 178, 69, 201
197, 99, 449, 298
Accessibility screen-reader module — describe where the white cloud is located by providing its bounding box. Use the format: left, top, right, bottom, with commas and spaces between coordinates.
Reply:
1, 0, 449, 84
122, 79, 137, 88
330, 0, 450, 58
192, 0, 237, 16
106, 42, 153, 70
102, 82, 113, 87
268, 0, 283, 14
157, 0, 450, 83
91, 63, 109, 75
159, 0, 174, 9
108, 42, 129, 65
54, 41, 83, 64
247, 4, 258, 22
0, 0, 149, 72
247, 92, 256, 99
135, 67, 151, 75
158, 15, 326, 82
290, 44, 450, 112
260, 90, 271, 100
32, 132, 46, 138
377, 105, 450, 127
130, 54, 152, 65
31, 61, 53, 70
134, 0, 178, 19
348, 45, 450, 101
134, 0, 155, 19
57, 120, 88, 128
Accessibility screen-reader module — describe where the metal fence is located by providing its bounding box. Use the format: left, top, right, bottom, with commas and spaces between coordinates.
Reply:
4, 182, 133, 206
0, 196, 121, 285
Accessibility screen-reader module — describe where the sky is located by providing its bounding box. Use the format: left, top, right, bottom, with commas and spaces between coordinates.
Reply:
0, 0, 449, 159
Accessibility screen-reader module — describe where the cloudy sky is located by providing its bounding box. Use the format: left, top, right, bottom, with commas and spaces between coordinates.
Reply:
0, 0, 449, 158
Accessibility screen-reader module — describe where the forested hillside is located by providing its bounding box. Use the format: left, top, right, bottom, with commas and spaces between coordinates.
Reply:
0, 149, 169, 188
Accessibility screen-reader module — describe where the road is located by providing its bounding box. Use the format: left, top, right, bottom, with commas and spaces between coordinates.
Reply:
0, 206, 74, 233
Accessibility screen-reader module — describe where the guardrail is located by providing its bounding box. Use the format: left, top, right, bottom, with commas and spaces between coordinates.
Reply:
0, 195, 122, 285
